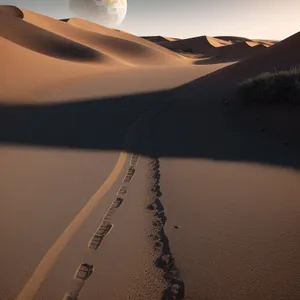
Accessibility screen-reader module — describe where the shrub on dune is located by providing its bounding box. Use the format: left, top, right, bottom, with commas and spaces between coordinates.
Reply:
237, 66, 300, 105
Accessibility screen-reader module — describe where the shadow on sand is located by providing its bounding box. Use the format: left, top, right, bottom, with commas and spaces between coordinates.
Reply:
1, 79, 300, 170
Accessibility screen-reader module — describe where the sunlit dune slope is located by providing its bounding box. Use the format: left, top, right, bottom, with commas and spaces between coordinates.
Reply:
19, 9, 184, 66
0, 6, 190, 101
0, 14, 111, 63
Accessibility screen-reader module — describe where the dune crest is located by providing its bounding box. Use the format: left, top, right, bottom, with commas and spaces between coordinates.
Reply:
159, 35, 230, 54
0, 5, 23, 18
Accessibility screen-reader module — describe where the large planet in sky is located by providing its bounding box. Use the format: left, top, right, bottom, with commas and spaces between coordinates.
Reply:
69, 0, 127, 28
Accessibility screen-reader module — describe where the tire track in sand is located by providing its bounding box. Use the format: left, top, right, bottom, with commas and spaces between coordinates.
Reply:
16, 152, 127, 300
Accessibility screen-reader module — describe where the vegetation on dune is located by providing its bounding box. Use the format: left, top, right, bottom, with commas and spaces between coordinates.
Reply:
237, 66, 300, 105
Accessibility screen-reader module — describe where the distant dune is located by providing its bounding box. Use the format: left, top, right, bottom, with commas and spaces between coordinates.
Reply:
141, 35, 180, 43
214, 35, 252, 43
141, 35, 169, 43
252, 39, 278, 47
196, 30, 300, 87
156, 35, 274, 63
159, 35, 231, 55
214, 41, 267, 60
164, 36, 180, 42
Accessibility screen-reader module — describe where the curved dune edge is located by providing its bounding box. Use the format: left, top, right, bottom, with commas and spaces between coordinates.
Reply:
0, 15, 112, 63
0, 5, 23, 18
15, 152, 127, 300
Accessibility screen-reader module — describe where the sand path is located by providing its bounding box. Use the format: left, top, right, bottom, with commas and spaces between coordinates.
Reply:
16, 152, 127, 300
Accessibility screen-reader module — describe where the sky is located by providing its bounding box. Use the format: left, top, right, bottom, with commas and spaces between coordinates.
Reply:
1, 0, 300, 40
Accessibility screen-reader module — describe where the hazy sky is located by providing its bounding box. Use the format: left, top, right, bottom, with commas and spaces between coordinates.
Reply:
1, 0, 300, 40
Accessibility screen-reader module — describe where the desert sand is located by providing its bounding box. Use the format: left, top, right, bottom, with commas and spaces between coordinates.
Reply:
1, 4, 300, 300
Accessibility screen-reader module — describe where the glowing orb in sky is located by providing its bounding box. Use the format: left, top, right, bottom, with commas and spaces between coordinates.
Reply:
69, 0, 127, 28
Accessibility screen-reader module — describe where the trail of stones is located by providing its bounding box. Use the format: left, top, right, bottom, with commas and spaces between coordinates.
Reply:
147, 157, 185, 300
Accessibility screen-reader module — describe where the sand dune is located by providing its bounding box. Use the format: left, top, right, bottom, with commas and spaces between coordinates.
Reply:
215, 36, 278, 47
0, 6, 189, 101
65, 18, 185, 61
141, 35, 180, 43
159, 35, 230, 54
164, 37, 180, 42
20, 9, 184, 66
141, 35, 170, 43
252, 39, 278, 47
0, 36, 115, 102
215, 35, 252, 43
214, 41, 267, 60
195, 30, 300, 87
0, 14, 110, 63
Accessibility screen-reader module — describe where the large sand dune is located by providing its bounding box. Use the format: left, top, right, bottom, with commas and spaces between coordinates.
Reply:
20, 9, 184, 66
0, 14, 110, 63
65, 18, 184, 60
0, 6, 187, 102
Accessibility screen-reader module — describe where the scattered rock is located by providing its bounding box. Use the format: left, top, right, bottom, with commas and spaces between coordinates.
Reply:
170, 284, 180, 295
156, 191, 162, 197
147, 203, 157, 211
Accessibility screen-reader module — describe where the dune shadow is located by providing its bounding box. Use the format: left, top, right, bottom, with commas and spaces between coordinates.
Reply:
1, 81, 300, 170
0, 91, 167, 151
